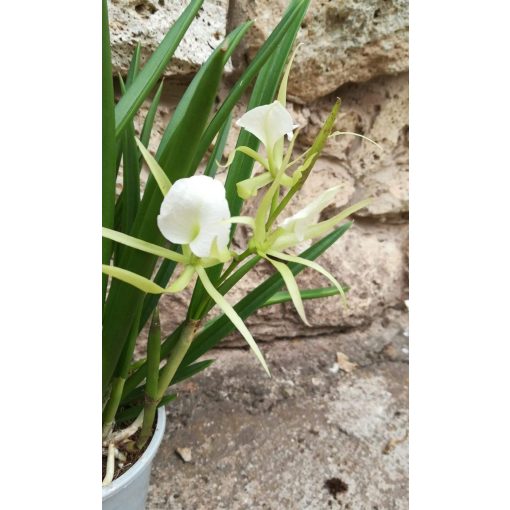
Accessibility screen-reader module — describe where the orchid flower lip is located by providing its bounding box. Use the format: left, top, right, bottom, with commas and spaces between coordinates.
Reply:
157, 175, 231, 259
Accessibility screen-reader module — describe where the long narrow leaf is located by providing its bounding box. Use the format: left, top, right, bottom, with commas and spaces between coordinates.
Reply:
121, 359, 214, 406
204, 113, 232, 178
102, 0, 117, 300
139, 80, 164, 150
263, 286, 347, 307
119, 77, 141, 233
125, 43, 141, 87
116, 394, 176, 424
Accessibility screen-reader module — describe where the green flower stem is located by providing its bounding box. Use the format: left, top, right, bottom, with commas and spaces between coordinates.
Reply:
102, 377, 125, 439
135, 319, 200, 448
157, 320, 200, 397
137, 309, 161, 449
218, 249, 252, 285
193, 250, 255, 321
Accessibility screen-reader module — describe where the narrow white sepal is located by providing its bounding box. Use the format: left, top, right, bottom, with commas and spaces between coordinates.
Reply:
195, 266, 270, 376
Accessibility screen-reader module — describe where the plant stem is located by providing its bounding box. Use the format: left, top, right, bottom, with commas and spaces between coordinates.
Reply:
136, 318, 199, 449
218, 249, 250, 285
137, 309, 161, 449
157, 320, 200, 397
102, 377, 125, 439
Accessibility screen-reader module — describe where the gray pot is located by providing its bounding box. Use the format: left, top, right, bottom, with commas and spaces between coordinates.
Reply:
102, 407, 166, 510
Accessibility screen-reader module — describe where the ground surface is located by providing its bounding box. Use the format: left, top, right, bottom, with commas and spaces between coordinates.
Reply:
147, 309, 408, 510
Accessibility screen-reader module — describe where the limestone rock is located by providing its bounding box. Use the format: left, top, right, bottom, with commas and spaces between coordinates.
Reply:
228, 0, 409, 102
108, 0, 229, 77
239, 222, 408, 340
296, 73, 409, 217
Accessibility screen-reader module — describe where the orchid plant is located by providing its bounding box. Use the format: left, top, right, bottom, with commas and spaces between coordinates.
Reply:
102, 0, 379, 485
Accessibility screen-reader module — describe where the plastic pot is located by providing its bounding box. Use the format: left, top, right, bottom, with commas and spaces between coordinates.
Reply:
102, 406, 166, 510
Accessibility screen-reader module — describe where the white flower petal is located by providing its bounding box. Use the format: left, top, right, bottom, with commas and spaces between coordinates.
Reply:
157, 175, 231, 258
280, 185, 342, 240
236, 101, 295, 151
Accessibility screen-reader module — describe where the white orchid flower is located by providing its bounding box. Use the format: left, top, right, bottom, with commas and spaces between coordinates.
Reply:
157, 175, 230, 259
280, 185, 342, 242
236, 100, 297, 155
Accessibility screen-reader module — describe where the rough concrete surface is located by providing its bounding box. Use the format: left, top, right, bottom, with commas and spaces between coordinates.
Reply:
147, 309, 408, 509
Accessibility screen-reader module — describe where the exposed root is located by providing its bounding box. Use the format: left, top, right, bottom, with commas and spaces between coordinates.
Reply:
103, 412, 144, 447
102, 412, 144, 486
102, 443, 115, 486
102, 446, 127, 462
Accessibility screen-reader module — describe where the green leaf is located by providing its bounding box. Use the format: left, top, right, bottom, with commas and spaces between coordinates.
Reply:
125, 43, 141, 87
196, 266, 270, 375
170, 359, 214, 386
121, 359, 214, 406
223, 0, 310, 220
116, 394, 176, 425
139, 80, 164, 150
119, 76, 141, 234
114, 0, 204, 138
102, 0, 117, 300
263, 286, 348, 307
154, 45, 227, 179
145, 307, 161, 404
204, 113, 232, 178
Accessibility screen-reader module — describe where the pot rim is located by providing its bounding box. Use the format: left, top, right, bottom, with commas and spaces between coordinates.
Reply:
102, 406, 166, 501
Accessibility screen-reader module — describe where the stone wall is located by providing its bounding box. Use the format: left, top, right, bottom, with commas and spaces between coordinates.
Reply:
109, 0, 409, 342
